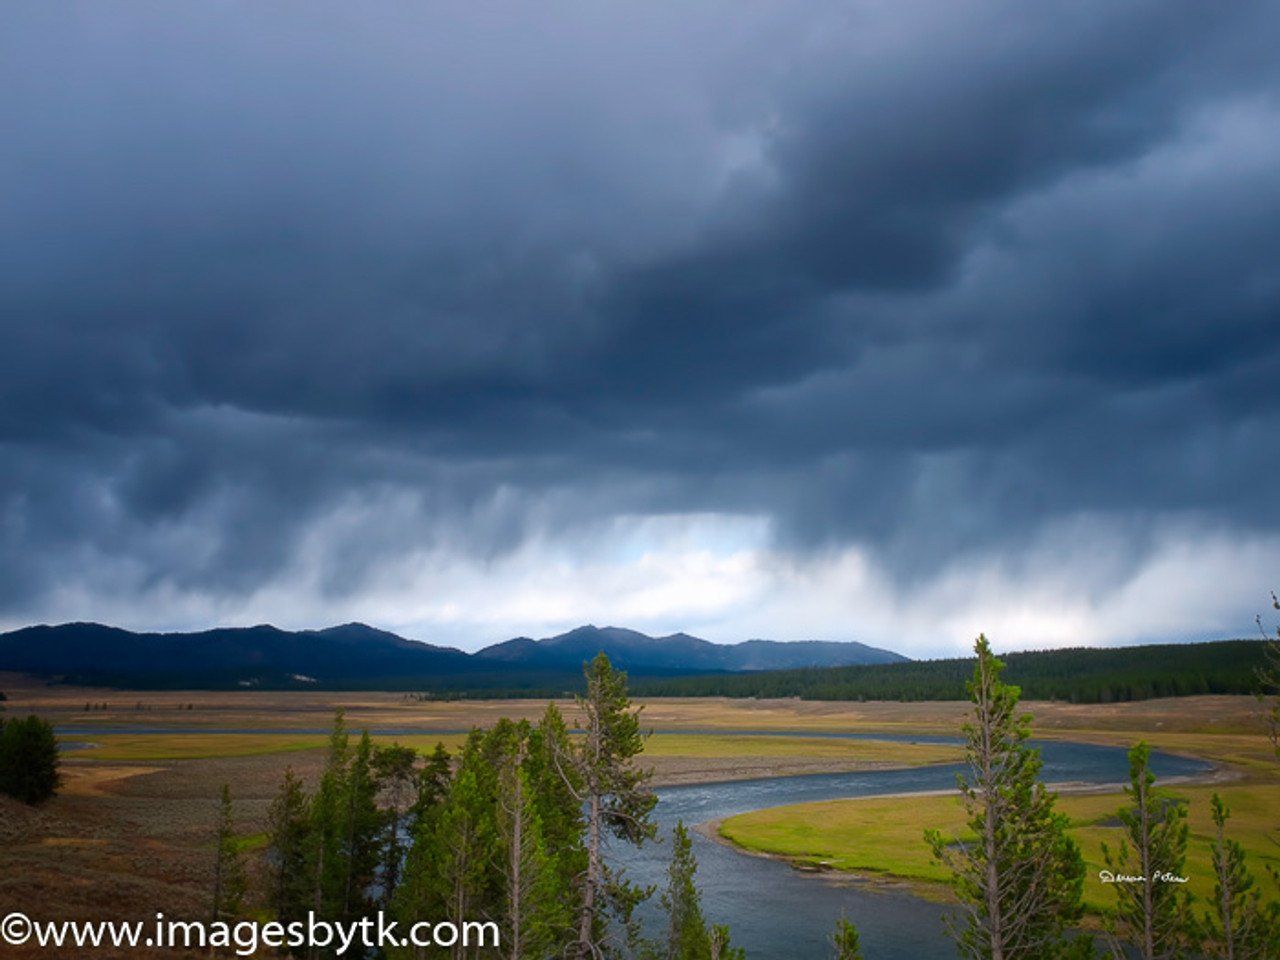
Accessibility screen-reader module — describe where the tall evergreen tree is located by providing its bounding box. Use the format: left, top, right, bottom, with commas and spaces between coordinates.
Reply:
437, 761, 495, 960
339, 730, 382, 923
1101, 741, 1195, 960
496, 747, 533, 960
309, 708, 352, 936
266, 766, 312, 935
527, 702, 586, 904
926, 635, 1086, 960
1257, 592, 1280, 762
373, 743, 419, 908
392, 743, 454, 960
212, 783, 246, 923
660, 821, 712, 960
565, 653, 658, 960
1202, 793, 1272, 960
494, 727, 562, 960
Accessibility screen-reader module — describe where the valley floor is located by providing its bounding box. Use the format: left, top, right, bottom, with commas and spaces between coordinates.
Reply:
0, 680, 1271, 957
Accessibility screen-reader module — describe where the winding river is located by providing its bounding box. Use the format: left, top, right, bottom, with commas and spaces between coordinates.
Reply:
619, 739, 1211, 959
55, 726, 1211, 957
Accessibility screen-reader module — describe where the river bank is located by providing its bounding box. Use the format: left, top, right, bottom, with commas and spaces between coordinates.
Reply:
648, 753, 958, 787
701, 758, 1265, 912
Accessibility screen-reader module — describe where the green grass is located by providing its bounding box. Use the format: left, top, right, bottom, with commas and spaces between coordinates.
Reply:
236, 831, 270, 853
1070, 783, 1280, 911
720, 793, 964, 886
720, 781, 1280, 912
372, 734, 469, 755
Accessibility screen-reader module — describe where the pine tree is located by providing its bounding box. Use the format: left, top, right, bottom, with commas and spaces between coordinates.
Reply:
392, 743, 454, 960
527, 702, 586, 906
437, 762, 494, 960
709, 925, 745, 960
565, 653, 658, 960
926, 635, 1086, 960
372, 743, 419, 908
266, 766, 312, 933
1101, 741, 1194, 960
410, 741, 454, 823
525, 704, 585, 957
1257, 592, 1280, 763
212, 783, 246, 922
660, 821, 712, 960
1201, 793, 1272, 960
497, 749, 533, 960
339, 730, 382, 923
830, 915, 862, 960
0, 714, 61, 804
494, 728, 560, 960
309, 709, 352, 932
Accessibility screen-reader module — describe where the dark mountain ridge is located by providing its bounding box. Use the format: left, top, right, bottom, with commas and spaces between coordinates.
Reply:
0, 621, 905, 689
474, 624, 905, 673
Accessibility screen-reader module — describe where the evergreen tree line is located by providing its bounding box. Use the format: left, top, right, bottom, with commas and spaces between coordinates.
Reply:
216, 636, 1280, 959
926, 636, 1280, 960
225, 655, 799, 958
631, 640, 1271, 704
252, 704, 583, 958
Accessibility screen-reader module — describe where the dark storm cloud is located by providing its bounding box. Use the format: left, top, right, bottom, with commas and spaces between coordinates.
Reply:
2, 0, 1279, 621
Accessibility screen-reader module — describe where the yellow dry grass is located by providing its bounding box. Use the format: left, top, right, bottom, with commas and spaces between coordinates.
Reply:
57, 764, 164, 796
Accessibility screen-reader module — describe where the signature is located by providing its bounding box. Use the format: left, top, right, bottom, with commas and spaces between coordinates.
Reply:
1098, 870, 1188, 884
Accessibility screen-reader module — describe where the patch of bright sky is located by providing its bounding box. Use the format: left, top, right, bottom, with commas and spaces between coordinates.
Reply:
8, 508, 1274, 659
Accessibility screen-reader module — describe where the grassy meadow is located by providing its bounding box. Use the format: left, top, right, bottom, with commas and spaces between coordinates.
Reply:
719, 712, 1280, 914
720, 779, 1280, 910
1, 673, 1275, 956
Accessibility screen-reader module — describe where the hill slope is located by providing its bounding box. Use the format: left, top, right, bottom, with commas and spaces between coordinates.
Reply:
475, 625, 905, 673
631, 640, 1271, 704
0, 622, 476, 686
0, 621, 903, 689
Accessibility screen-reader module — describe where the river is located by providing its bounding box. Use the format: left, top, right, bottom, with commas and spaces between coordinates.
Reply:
54, 726, 1210, 957
618, 739, 1210, 959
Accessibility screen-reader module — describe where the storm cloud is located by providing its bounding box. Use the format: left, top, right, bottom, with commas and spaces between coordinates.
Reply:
2, 0, 1279, 654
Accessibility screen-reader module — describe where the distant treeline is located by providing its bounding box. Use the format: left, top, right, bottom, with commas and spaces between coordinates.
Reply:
629, 639, 1270, 703
13, 637, 1269, 704
88, 669, 595, 696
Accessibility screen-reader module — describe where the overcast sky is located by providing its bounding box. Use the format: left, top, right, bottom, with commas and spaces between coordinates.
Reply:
2, 1, 1279, 657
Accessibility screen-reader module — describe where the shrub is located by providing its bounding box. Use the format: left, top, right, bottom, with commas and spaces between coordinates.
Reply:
0, 715, 62, 804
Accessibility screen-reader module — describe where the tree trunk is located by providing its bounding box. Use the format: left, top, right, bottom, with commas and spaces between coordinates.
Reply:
978, 647, 1004, 960
509, 767, 523, 960
211, 850, 223, 925
1139, 773, 1154, 960
574, 713, 603, 960
309, 845, 324, 960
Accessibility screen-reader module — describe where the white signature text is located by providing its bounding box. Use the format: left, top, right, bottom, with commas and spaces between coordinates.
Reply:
1098, 870, 1188, 884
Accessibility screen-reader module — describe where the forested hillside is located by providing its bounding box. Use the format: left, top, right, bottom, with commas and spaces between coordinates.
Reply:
0, 621, 901, 690
632, 640, 1268, 703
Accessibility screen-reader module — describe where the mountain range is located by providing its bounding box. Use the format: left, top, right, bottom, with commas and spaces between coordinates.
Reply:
0, 621, 906, 689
